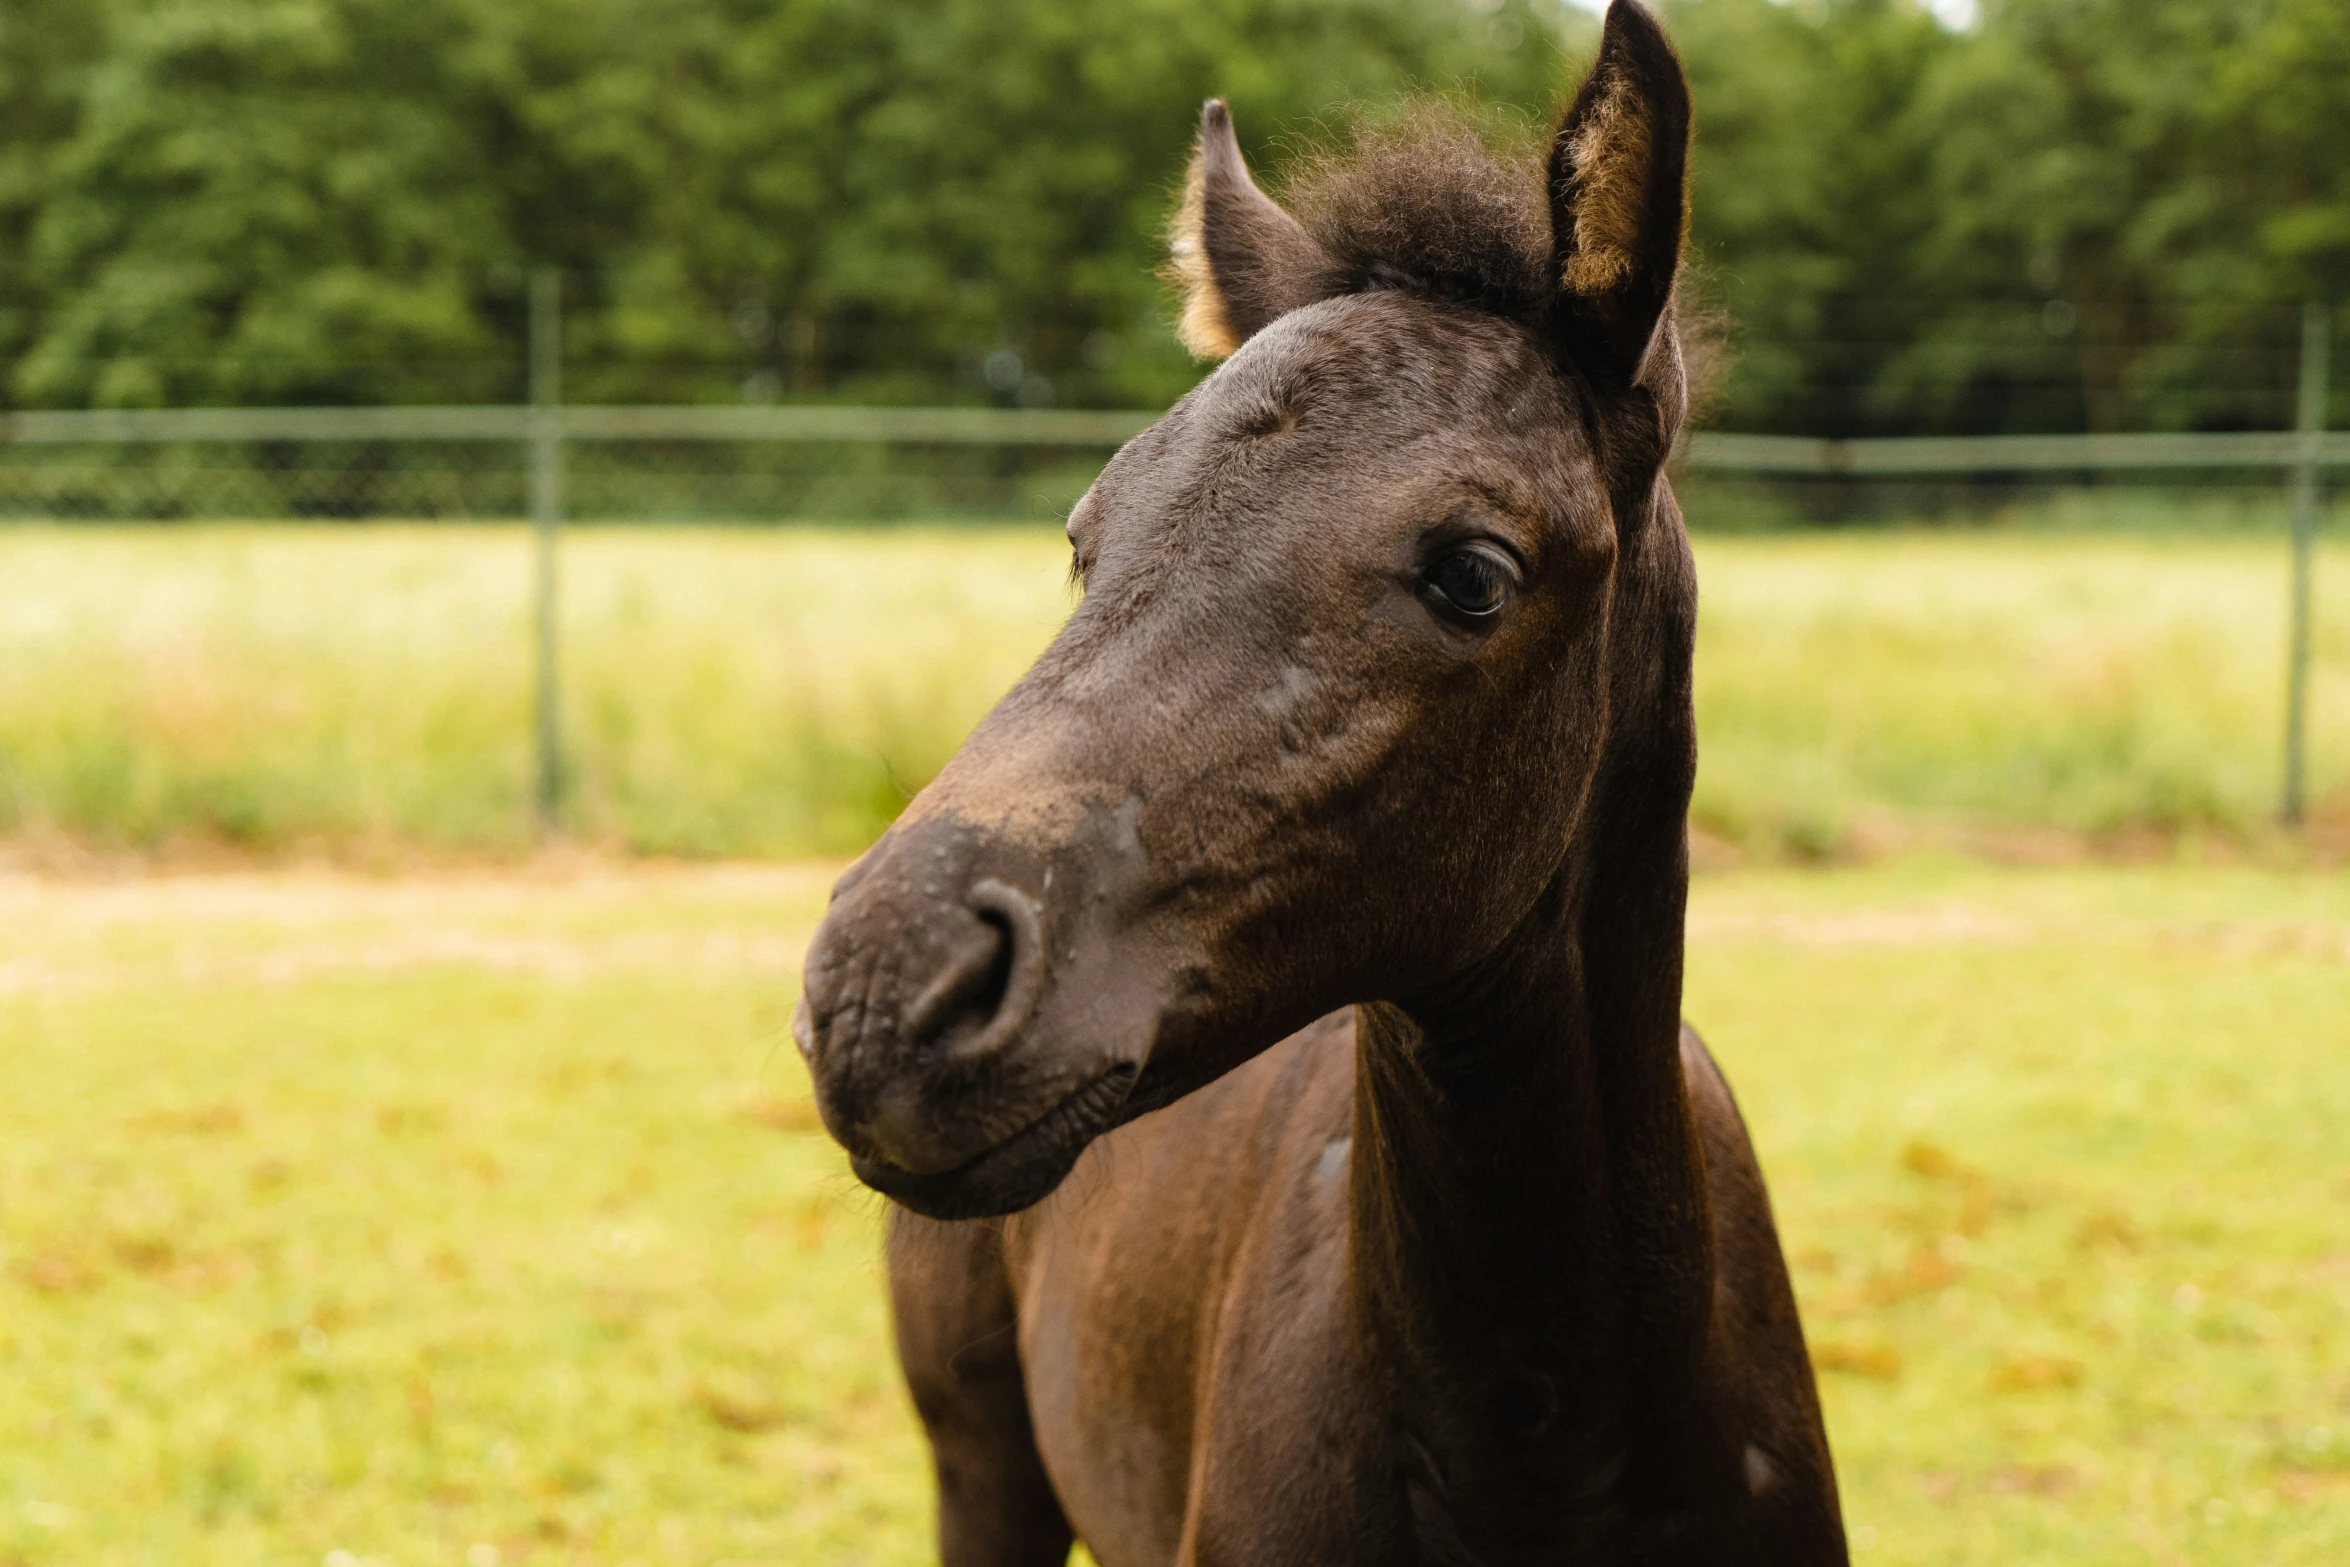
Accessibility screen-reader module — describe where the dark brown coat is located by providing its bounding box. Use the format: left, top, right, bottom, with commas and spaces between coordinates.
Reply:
796, 5, 1845, 1561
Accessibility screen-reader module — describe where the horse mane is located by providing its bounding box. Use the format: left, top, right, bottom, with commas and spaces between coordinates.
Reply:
1280, 103, 1556, 323
1256, 101, 1722, 412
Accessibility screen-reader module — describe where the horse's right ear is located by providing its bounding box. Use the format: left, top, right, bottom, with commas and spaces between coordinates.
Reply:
1548, 1, 1692, 386
1168, 101, 1336, 361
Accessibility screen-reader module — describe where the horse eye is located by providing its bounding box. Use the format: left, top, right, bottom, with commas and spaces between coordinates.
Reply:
1423, 545, 1515, 620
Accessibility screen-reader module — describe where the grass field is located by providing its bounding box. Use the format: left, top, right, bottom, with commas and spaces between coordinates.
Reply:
1, 858, 2344, 1565
1, 523, 2344, 860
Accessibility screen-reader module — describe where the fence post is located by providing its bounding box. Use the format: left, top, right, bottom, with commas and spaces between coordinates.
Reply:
530, 268, 565, 836
2283, 300, 2330, 827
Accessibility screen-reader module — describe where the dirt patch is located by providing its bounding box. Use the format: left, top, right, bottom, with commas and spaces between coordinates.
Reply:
0, 856, 839, 995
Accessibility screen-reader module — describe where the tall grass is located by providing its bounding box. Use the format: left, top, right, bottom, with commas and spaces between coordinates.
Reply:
0, 526, 1069, 857
0, 522, 2342, 857
1692, 534, 2350, 854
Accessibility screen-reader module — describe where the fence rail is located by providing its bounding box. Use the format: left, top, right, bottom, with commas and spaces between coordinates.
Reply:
1688, 429, 2350, 474
6, 402, 2350, 473
0, 403, 1160, 448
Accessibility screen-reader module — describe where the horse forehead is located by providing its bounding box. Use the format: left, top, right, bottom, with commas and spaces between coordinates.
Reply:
1080, 297, 1572, 582
1221, 291, 1553, 414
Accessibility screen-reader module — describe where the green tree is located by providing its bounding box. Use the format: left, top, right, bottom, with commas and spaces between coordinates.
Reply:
1676, 0, 2350, 436
0, 0, 113, 380
1, 0, 1581, 411
1670, 0, 1958, 436
2182, 0, 2350, 428
8, 0, 2343, 432
17, 0, 518, 407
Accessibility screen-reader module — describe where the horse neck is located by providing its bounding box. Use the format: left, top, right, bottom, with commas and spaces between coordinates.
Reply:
1343, 499, 1710, 1486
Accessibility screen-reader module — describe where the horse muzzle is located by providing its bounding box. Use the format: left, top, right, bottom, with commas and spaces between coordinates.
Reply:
795, 806, 1158, 1217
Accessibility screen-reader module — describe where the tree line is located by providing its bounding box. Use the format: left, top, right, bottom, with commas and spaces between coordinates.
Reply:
0, 0, 2343, 435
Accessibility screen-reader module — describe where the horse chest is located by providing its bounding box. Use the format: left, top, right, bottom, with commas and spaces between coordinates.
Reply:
1022, 1229, 1627, 1565
1035, 1342, 1412, 1567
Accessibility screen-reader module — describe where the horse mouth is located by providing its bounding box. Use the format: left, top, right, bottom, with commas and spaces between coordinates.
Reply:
849, 1062, 1140, 1220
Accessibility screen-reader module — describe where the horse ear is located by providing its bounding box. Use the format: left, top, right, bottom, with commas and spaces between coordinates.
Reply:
1548, 1, 1691, 384
1168, 101, 1335, 361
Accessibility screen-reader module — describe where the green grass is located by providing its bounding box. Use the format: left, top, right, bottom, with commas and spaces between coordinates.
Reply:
1, 859, 2344, 1564
0, 525, 1073, 859
1689, 534, 2350, 855
0, 522, 2343, 859
1684, 862, 2350, 1563
0, 864, 923, 1565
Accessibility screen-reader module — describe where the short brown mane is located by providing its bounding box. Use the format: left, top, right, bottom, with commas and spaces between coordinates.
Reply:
1261, 102, 1719, 407
1281, 104, 1557, 325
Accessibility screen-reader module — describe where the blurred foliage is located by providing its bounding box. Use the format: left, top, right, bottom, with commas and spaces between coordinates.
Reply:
0, 0, 1573, 412
0, 0, 2346, 433
1679, 0, 2350, 436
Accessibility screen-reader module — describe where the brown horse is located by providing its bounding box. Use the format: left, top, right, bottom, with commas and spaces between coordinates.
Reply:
794, 4, 1844, 1561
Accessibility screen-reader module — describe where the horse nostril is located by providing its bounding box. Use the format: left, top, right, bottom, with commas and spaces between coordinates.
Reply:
900, 878, 1047, 1058
902, 913, 1012, 1045
969, 909, 1017, 1019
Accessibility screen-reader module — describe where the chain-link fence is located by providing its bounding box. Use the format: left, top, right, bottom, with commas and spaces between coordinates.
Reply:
6, 411, 2346, 526
0, 421, 1134, 524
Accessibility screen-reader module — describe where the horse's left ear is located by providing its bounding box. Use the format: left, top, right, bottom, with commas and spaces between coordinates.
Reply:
1548, 1, 1691, 386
